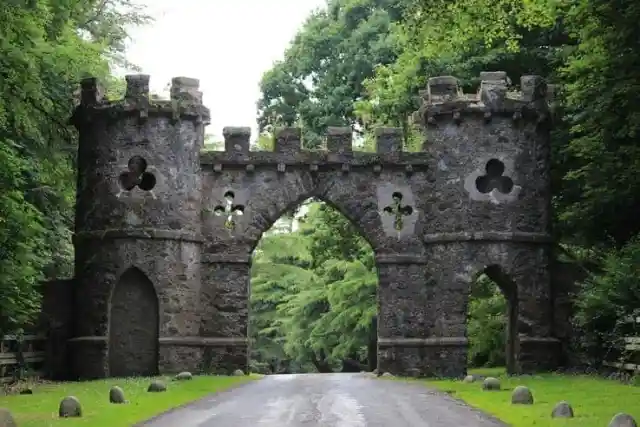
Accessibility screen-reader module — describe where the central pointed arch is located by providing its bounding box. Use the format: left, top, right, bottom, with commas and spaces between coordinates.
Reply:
249, 194, 380, 374
247, 191, 382, 256
109, 266, 159, 377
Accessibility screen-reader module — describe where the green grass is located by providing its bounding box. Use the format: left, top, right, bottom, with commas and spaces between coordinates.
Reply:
399, 367, 640, 427
0, 374, 259, 427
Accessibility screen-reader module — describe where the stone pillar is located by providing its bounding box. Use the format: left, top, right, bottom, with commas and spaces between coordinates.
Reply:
377, 256, 467, 377
198, 256, 250, 374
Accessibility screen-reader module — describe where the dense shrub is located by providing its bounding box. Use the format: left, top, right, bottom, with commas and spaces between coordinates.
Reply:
572, 236, 640, 365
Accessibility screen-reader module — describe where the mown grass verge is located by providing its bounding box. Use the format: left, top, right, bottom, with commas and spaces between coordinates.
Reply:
393, 367, 640, 427
0, 374, 259, 427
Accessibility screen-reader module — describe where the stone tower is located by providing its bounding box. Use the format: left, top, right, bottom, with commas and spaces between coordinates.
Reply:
65, 70, 559, 379
70, 75, 208, 379
412, 72, 558, 375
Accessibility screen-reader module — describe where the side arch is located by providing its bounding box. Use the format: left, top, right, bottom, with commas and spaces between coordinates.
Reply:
109, 266, 159, 377
468, 264, 519, 374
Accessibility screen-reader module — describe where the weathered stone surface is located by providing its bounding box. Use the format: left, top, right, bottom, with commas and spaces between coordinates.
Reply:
59, 71, 560, 380
551, 401, 574, 418
511, 385, 533, 404
0, 408, 16, 427
609, 413, 638, 427
463, 375, 475, 383
233, 369, 245, 376
482, 377, 501, 391
59, 396, 82, 417
175, 371, 193, 381
147, 381, 167, 392
109, 386, 126, 403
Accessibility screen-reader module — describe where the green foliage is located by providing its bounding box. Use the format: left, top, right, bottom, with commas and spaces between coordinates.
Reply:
256, 0, 402, 148
467, 275, 507, 368
250, 200, 377, 373
573, 236, 640, 364
0, 0, 149, 334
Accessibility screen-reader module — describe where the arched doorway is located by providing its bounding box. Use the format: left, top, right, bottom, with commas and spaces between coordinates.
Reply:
109, 267, 159, 377
249, 198, 379, 374
466, 265, 518, 374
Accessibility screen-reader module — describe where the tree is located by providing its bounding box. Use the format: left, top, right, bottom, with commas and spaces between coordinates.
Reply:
0, 0, 150, 334
256, 0, 402, 148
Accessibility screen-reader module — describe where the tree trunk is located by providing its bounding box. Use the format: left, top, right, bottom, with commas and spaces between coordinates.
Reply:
310, 350, 333, 373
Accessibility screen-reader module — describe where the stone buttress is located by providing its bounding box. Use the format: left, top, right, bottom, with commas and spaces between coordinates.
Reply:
70, 75, 208, 379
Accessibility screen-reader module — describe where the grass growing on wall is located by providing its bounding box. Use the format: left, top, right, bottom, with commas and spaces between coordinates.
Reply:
0, 374, 258, 427
393, 367, 640, 427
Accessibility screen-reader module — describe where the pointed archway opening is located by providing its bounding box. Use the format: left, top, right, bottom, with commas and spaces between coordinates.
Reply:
249, 198, 378, 374
109, 266, 159, 377
466, 265, 518, 375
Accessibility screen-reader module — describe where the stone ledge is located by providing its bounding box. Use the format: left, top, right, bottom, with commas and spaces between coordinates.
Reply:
67, 336, 249, 346
423, 231, 552, 244
201, 253, 252, 264
200, 151, 432, 167
73, 228, 203, 243
159, 337, 248, 347
68, 336, 107, 343
519, 336, 561, 344
378, 337, 468, 347
375, 254, 428, 265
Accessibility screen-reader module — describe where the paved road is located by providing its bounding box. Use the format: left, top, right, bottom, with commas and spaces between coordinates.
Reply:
139, 373, 506, 427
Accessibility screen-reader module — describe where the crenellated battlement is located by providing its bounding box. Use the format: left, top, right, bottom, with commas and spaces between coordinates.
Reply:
201, 125, 431, 171
414, 71, 553, 127
70, 74, 210, 128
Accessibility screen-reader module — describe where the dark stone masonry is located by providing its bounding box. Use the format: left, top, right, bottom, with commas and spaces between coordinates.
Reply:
50, 71, 564, 379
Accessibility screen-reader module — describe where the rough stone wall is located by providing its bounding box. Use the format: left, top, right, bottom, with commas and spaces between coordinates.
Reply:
70, 76, 206, 379
200, 126, 429, 373
39, 279, 75, 380
67, 70, 559, 379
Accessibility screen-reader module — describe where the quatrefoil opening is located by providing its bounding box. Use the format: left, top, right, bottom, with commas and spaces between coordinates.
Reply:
213, 191, 245, 230
118, 156, 156, 191
475, 159, 514, 194
382, 191, 414, 231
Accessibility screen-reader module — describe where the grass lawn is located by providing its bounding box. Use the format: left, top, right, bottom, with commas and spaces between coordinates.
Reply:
0, 374, 259, 427
400, 367, 640, 427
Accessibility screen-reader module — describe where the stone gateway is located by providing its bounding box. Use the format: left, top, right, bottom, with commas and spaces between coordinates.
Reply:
62, 71, 560, 379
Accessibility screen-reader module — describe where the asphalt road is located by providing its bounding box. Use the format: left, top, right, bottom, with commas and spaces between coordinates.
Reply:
139, 373, 506, 427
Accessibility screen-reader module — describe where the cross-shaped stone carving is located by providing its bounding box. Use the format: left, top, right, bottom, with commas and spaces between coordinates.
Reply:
475, 159, 514, 194
382, 191, 414, 231
118, 156, 156, 191
213, 191, 245, 230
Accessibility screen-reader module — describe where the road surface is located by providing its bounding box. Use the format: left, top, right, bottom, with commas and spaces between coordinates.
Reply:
139, 373, 506, 427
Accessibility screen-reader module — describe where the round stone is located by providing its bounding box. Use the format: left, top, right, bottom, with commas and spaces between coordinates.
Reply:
463, 375, 475, 383
147, 380, 167, 392
59, 396, 82, 418
382, 372, 394, 377
0, 408, 17, 427
609, 413, 638, 427
511, 385, 533, 404
482, 377, 500, 391
175, 371, 193, 381
109, 386, 126, 404
551, 401, 574, 418
233, 369, 245, 376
